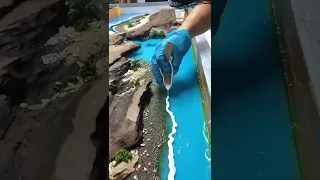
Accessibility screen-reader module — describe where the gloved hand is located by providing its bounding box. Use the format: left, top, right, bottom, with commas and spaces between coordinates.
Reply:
151, 29, 192, 85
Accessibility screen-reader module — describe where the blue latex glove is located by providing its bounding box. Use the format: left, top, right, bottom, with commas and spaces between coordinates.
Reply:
151, 29, 192, 85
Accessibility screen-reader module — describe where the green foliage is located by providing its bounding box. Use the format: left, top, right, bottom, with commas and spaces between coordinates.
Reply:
127, 21, 133, 28
115, 149, 133, 164
67, 0, 102, 21
134, 79, 140, 87
67, 0, 102, 32
127, 16, 145, 28
74, 19, 90, 32
158, 30, 166, 38
150, 30, 157, 37
135, 19, 141, 23
131, 59, 141, 71
79, 55, 97, 82
150, 29, 166, 38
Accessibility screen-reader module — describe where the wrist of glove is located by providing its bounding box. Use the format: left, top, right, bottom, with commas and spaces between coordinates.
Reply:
151, 29, 192, 85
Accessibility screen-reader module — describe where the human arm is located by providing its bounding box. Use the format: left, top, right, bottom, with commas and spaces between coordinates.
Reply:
178, 3, 212, 38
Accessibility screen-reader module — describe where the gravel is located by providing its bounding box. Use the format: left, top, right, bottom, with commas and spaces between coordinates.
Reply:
126, 63, 168, 180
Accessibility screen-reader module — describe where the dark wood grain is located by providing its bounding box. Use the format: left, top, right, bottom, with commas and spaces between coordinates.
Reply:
273, 0, 320, 179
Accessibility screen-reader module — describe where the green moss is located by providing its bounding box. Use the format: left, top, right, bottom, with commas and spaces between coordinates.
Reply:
150, 30, 157, 37
67, 0, 102, 32
150, 29, 166, 38
79, 55, 97, 82
134, 79, 140, 87
131, 59, 141, 71
135, 19, 141, 23
158, 30, 166, 38
115, 149, 133, 164
74, 19, 90, 32
127, 21, 133, 28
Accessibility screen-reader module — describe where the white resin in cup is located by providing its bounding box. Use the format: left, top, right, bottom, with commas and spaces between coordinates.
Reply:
160, 42, 174, 90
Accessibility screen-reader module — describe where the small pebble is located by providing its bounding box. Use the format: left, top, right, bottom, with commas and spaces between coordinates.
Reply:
133, 175, 138, 180
141, 143, 146, 147
148, 162, 152, 166
143, 167, 147, 171
55, 81, 62, 86
20, 103, 28, 109
152, 169, 157, 173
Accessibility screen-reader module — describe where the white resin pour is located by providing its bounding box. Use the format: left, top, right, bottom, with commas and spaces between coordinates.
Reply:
166, 91, 178, 180
159, 42, 177, 180
161, 66, 177, 180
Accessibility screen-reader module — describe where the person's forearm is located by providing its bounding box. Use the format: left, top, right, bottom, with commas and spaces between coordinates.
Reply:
178, 4, 211, 38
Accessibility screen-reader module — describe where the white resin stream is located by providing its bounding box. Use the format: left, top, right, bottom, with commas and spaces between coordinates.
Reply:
161, 42, 177, 180
161, 67, 177, 180
165, 91, 178, 180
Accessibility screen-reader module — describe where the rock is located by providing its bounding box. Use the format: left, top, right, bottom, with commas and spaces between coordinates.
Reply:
0, 94, 13, 137
133, 175, 138, 179
109, 155, 139, 180
109, 81, 152, 161
0, 81, 103, 179
2, 21, 110, 105
53, 72, 109, 180
126, 9, 180, 40
0, 56, 19, 70
41, 51, 68, 65
109, 33, 126, 46
45, 26, 79, 46
96, 57, 108, 75
40, 98, 51, 106
0, 0, 67, 51
109, 57, 131, 81
62, 22, 109, 66
0, 0, 24, 20
0, 0, 68, 104
109, 35, 141, 65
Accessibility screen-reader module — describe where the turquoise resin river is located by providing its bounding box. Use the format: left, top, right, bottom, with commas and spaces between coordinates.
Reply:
210, 0, 300, 179
129, 39, 211, 180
